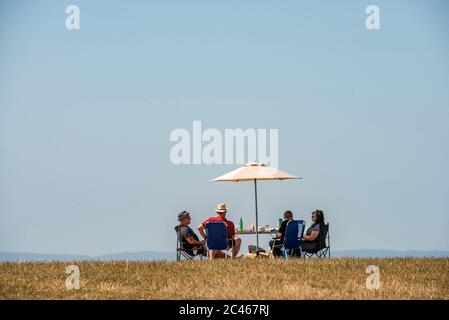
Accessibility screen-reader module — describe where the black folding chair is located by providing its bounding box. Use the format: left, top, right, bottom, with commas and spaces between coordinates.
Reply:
174, 225, 204, 261
303, 223, 331, 258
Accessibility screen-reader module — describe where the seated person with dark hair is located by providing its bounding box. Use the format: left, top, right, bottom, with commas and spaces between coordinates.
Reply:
175, 211, 207, 257
301, 209, 325, 253
269, 210, 300, 257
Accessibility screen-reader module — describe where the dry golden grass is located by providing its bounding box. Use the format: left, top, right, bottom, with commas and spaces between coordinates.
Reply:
1, 258, 448, 299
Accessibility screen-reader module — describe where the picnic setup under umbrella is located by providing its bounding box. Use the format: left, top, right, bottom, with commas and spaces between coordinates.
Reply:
211, 162, 301, 254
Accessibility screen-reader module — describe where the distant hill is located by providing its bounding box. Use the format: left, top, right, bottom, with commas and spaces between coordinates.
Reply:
0, 251, 175, 262
0, 252, 92, 261
332, 249, 449, 258
94, 251, 175, 261
1, 249, 448, 262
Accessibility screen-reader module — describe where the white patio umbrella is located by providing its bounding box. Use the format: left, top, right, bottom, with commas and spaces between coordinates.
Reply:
211, 162, 301, 254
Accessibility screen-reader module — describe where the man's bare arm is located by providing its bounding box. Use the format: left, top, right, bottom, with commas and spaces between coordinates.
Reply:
185, 236, 205, 245
197, 224, 206, 239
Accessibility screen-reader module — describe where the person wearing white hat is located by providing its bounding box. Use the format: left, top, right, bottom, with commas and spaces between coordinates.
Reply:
197, 203, 241, 258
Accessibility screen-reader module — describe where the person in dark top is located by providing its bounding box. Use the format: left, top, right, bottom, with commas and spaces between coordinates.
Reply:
175, 210, 207, 257
269, 210, 294, 257
301, 209, 325, 253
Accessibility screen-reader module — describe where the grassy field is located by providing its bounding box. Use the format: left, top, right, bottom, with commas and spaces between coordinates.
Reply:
1, 258, 448, 299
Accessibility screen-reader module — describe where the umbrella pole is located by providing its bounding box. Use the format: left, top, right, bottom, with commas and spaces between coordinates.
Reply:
254, 179, 259, 255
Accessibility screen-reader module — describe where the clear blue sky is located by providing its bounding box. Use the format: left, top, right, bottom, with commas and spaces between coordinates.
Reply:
1, 0, 448, 255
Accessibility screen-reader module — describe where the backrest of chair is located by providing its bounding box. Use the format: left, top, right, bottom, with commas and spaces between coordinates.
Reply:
284, 220, 305, 249
205, 222, 228, 250
174, 225, 184, 249
319, 223, 329, 249
298, 220, 306, 239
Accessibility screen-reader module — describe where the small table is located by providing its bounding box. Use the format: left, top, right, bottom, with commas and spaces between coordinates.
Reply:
236, 229, 277, 235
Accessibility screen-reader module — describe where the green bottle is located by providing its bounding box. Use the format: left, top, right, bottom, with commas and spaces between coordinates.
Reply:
278, 218, 283, 229
239, 218, 244, 231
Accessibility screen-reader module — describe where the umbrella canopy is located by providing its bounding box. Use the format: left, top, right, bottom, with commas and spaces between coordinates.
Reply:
211, 162, 301, 255
211, 162, 300, 182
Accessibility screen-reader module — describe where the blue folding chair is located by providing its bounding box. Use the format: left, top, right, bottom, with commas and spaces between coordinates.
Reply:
271, 220, 305, 259
205, 222, 230, 259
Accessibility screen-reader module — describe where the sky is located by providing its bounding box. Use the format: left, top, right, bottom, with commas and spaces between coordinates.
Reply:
0, 0, 448, 256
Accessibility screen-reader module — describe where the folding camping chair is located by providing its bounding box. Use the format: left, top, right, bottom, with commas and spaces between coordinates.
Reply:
205, 221, 232, 259
270, 220, 305, 259
303, 223, 331, 258
174, 225, 204, 261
